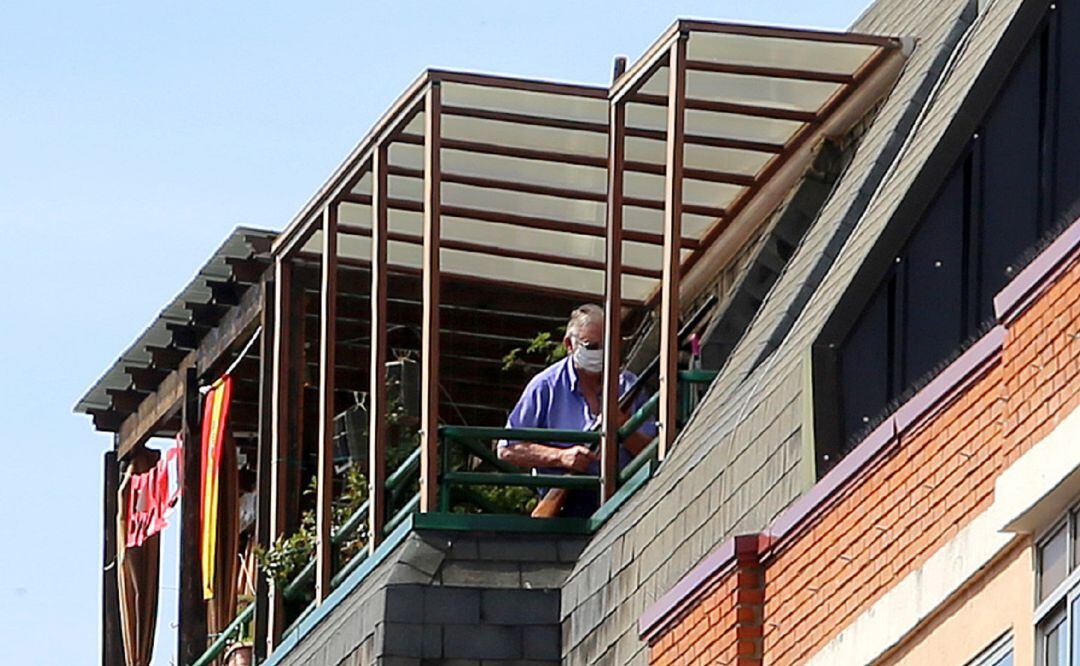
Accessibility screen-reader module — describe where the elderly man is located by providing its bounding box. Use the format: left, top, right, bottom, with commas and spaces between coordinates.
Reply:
497, 304, 657, 517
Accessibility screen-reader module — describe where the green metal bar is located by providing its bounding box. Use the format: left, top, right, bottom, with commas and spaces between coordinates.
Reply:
439, 432, 452, 512
619, 437, 659, 484
385, 493, 420, 534
454, 435, 520, 473
329, 544, 370, 589
589, 459, 656, 530
619, 392, 659, 440
678, 369, 718, 383
386, 447, 421, 490
443, 471, 600, 489
440, 426, 599, 444
190, 602, 254, 666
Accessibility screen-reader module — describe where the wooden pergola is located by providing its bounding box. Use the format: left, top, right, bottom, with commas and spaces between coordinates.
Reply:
80, 18, 907, 666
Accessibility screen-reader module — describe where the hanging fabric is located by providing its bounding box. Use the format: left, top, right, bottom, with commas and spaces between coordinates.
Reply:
200, 374, 233, 600
125, 440, 182, 548
206, 431, 240, 639
117, 448, 161, 666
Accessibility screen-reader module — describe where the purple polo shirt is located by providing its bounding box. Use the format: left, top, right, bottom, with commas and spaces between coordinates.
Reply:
498, 356, 658, 476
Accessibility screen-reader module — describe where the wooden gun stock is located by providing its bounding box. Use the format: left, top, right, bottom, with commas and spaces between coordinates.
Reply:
530, 488, 568, 518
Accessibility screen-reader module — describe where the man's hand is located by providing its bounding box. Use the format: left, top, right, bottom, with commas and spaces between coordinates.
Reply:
559, 445, 597, 472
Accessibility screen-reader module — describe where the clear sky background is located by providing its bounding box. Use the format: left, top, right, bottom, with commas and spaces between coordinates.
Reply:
0, 1, 872, 663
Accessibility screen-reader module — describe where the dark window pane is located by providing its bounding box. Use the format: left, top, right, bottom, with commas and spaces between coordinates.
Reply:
839, 280, 892, 443
1045, 613, 1066, 666
1040, 525, 1068, 601
979, 38, 1042, 320
902, 164, 966, 385
1056, 0, 1080, 214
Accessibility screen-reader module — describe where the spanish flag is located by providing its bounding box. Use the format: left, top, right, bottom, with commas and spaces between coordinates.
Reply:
200, 374, 233, 600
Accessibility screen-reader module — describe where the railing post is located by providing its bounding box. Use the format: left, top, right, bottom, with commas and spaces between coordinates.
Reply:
369, 145, 389, 550
420, 81, 442, 512
602, 93, 626, 502
253, 278, 275, 663
315, 205, 338, 603
267, 257, 293, 650
658, 33, 688, 461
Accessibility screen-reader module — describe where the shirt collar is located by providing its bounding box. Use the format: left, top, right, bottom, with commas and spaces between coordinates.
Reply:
561, 355, 580, 393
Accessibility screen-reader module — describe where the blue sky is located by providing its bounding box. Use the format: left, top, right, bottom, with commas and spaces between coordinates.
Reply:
0, 1, 872, 663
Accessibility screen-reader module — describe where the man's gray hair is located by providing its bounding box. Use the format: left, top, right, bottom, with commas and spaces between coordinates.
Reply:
566, 303, 604, 339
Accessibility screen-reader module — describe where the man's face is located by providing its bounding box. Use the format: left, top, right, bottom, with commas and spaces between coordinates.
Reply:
566, 320, 604, 354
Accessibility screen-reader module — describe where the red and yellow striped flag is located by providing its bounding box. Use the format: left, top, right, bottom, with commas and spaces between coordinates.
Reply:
200, 374, 233, 600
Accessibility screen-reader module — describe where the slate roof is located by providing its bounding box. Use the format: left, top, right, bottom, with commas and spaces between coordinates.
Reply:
558, 0, 1041, 662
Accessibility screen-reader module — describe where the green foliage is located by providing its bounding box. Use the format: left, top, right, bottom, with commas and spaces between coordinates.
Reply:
255, 466, 370, 589
502, 327, 568, 371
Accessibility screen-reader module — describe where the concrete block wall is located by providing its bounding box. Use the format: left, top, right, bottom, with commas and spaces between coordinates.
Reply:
277, 530, 587, 666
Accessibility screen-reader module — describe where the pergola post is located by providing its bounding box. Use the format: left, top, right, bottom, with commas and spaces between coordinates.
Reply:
369, 145, 390, 548
601, 97, 626, 502
102, 449, 123, 666
178, 366, 207, 663
253, 278, 275, 662
658, 34, 687, 461
267, 257, 293, 650
420, 82, 442, 512
315, 205, 338, 603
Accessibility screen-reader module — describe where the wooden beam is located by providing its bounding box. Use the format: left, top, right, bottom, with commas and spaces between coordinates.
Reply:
602, 95, 626, 502
267, 260, 291, 651
420, 83, 442, 512
102, 449, 123, 666
177, 367, 207, 665
658, 35, 687, 461
369, 142, 389, 549
115, 280, 264, 458
315, 206, 337, 604
253, 278, 275, 663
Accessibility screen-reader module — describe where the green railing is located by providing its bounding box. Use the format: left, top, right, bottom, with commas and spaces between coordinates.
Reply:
194, 369, 718, 665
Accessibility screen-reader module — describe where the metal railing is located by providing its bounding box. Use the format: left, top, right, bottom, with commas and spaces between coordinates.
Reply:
193, 368, 717, 665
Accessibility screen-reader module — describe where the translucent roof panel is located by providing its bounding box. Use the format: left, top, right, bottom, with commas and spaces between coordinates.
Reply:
278, 23, 901, 312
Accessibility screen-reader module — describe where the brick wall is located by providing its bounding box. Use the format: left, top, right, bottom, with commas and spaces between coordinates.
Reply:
643, 247, 1080, 665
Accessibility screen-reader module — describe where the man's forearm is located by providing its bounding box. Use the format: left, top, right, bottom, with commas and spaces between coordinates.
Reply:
498, 442, 569, 469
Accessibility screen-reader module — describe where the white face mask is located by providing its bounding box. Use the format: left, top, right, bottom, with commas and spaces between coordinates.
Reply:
572, 344, 604, 374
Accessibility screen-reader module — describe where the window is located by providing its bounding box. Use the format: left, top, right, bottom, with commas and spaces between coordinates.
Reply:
1035, 505, 1080, 665
968, 633, 1013, 666
823, 3, 1080, 452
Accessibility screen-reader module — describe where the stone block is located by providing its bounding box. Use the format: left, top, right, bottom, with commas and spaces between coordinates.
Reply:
522, 625, 560, 660
385, 585, 424, 622
425, 586, 481, 624
519, 563, 570, 590
382, 622, 424, 658
480, 589, 558, 625
477, 537, 559, 562
443, 624, 522, 660
440, 561, 520, 588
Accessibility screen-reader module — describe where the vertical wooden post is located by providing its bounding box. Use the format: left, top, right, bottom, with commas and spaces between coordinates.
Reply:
420, 82, 442, 512
601, 96, 626, 502
178, 366, 207, 664
267, 258, 292, 650
253, 279, 275, 662
102, 449, 123, 666
658, 34, 687, 461
315, 207, 338, 603
369, 146, 389, 547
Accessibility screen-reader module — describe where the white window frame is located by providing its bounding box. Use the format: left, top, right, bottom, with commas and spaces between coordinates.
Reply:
966, 632, 1012, 666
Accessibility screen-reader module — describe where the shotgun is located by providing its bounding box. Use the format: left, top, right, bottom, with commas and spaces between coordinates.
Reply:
530, 294, 719, 518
